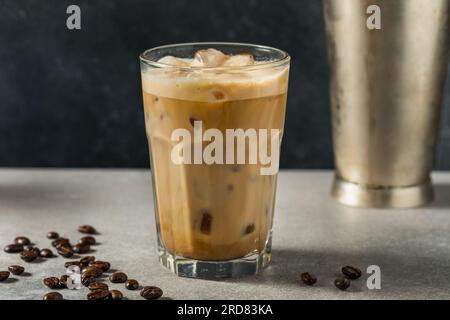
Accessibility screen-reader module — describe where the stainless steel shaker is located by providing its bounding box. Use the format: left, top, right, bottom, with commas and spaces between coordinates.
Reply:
324, 0, 450, 208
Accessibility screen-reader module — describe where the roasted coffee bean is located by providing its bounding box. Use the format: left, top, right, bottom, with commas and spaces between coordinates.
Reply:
301, 272, 317, 286
342, 266, 362, 280
64, 261, 81, 269
87, 289, 110, 300
8, 265, 24, 275
47, 231, 59, 239
52, 238, 70, 248
89, 261, 110, 272
0, 271, 10, 282
80, 256, 95, 266
109, 272, 127, 283
57, 246, 74, 258
78, 225, 96, 234
110, 290, 123, 300
72, 243, 90, 254
88, 282, 109, 291
334, 277, 351, 291
125, 279, 139, 290
200, 211, 212, 235
81, 273, 96, 287
140, 286, 163, 300
79, 236, 96, 246
43, 277, 60, 289
4, 243, 23, 253
83, 266, 102, 277
28, 247, 41, 256
244, 224, 255, 234
43, 292, 63, 300
59, 275, 69, 288
20, 249, 38, 262
14, 236, 30, 246
40, 248, 54, 258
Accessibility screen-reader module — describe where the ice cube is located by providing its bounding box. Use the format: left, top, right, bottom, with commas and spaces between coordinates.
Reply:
223, 54, 255, 67
191, 48, 228, 67
157, 56, 190, 66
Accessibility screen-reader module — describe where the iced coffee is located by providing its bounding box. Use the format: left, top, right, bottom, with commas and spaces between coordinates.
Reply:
139, 43, 290, 278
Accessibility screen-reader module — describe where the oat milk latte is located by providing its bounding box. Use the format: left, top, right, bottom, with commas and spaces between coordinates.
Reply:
140, 43, 290, 278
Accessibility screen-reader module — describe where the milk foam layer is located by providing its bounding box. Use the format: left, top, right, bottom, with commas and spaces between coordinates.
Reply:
141, 49, 289, 102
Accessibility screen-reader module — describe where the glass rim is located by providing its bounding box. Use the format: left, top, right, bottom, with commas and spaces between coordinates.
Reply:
139, 42, 290, 71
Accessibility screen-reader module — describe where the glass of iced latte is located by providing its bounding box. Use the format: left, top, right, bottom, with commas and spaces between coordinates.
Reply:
139, 43, 290, 278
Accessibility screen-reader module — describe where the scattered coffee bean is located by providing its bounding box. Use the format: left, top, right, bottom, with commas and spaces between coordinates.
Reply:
125, 279, 139, 290
81, 273, 96, 287
301, 272, 317, 286
140, 286, 163, 300
334, 277, 351, 291
57, 246, 74, 258
52, 238, 70, 248
43, 292, 63, 300
89, 261, 110, 272
200, 211, 212, 235
64, 261, 81, 269
47, 231, 59, 239
4, 243, 23, 253
110, 290, 123, 300
20, 249, 38, 262
0, 271, 10, 282
244, 224, 255, 235
109, 272, 127, 283
342, 266, 362, 280
83, 266, 102, 277
72, 243, 90, 254
80, 256, 95, 267
40, 248, 54, 258
78, 225, 96, 234
79, 236, 96, 246
59, 275, 69, 288
14, 236, 30, 246
87, 289, 110, 300
88, 282, 109, 291
26, 246, 40, 257
8, 265, 25, 275
43, 277, 60, 289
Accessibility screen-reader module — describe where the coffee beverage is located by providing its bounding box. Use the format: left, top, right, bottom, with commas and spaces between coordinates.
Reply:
140, 44, 289, 270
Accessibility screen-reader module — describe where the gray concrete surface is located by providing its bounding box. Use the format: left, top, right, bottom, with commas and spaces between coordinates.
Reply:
0, 169, 449, 300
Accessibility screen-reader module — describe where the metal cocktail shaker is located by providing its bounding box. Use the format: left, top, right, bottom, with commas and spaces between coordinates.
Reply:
324, 0, 450, 208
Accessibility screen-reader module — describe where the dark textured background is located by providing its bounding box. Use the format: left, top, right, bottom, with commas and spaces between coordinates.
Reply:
0, 0, 449, 168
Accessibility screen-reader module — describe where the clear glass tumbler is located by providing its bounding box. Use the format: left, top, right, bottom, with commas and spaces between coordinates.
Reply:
140, 43, 290, 278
